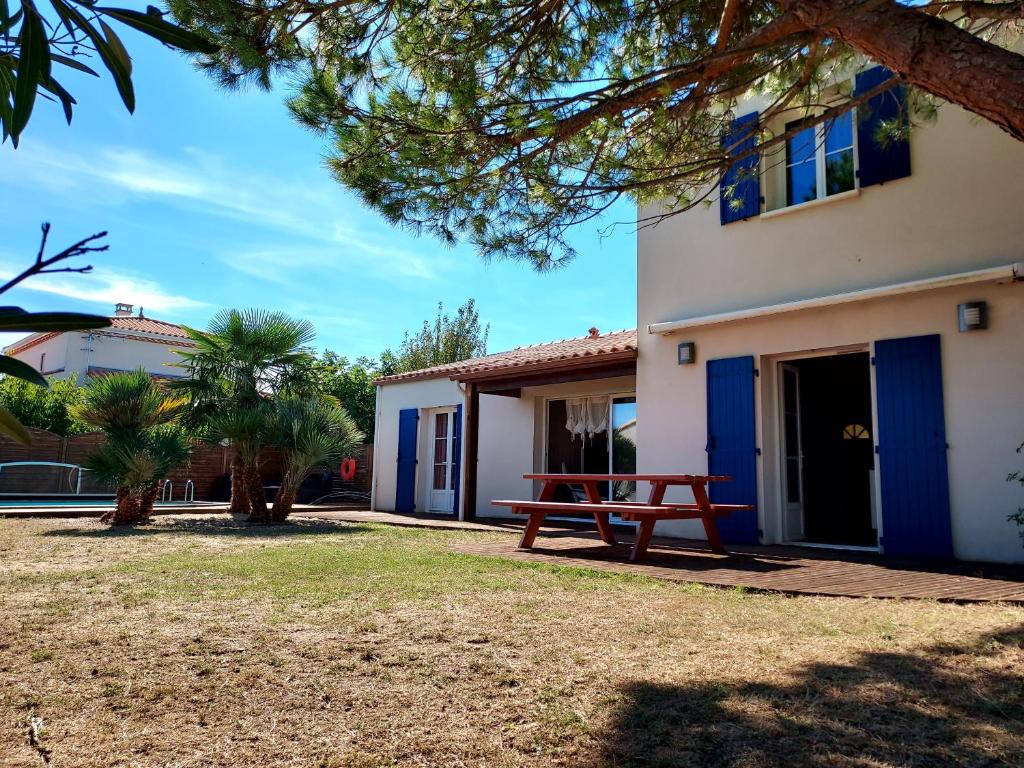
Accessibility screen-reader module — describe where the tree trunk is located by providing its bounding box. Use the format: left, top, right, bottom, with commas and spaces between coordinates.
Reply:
786, 0, 1024, 142
104, 487, 144, 526
228, 450, 249, 516
137, 483, 161, 522
270, 473, 298, 523
245, 461, 270, 524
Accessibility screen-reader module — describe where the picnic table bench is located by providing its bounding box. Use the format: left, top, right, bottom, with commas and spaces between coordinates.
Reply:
492, 474, 752, 561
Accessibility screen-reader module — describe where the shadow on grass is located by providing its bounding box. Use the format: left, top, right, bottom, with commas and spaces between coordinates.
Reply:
39, 516, 376, 540
600, 624, 1024, 768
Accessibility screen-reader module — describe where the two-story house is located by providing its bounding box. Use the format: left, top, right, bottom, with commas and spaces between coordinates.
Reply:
4, 303, 195, 384
371, 64, 1024, 565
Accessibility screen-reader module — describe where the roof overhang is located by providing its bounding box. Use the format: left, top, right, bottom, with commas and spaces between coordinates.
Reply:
456, 350, 637, 395
648, 263, 1023, 335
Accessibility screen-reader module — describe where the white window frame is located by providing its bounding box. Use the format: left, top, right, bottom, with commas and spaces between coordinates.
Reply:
784, 108, 859, 209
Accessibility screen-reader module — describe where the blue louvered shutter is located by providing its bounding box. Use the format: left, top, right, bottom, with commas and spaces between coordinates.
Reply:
855, 66, 911, 187
451, 403, 463, 518
874, 335, 953, 558
719, 111, 760, 225
706, 356, 759, 544
395, 408, 418, 513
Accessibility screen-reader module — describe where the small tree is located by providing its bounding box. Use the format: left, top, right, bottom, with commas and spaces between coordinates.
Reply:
269, 397, 363, 522
0, 376, 90, 436
380, 299, 489, 376
72, 370, 191, 526
293, 352, 378, 439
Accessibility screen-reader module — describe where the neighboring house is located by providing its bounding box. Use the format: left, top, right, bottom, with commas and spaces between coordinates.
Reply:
373, 63, 1024, 564
3, 303, 194, 384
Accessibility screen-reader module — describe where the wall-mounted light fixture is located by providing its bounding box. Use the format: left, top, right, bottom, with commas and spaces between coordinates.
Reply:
958, 301, 988, 332
677, 341, 696, 365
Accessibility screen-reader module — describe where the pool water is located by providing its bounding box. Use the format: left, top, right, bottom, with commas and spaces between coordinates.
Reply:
0, 499, 209, 507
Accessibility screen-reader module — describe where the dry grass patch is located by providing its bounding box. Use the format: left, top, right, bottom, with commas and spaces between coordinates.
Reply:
1, 515, 1022, 767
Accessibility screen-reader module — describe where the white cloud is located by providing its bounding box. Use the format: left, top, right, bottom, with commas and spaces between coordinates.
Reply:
5, 142, 461, 283
0, 263, 208, 314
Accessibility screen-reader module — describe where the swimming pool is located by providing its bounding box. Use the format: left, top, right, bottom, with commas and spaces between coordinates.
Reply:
0, 499, 215, 508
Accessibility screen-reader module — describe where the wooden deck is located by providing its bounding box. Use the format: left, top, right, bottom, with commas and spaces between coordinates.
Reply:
452, 530, 1024, 603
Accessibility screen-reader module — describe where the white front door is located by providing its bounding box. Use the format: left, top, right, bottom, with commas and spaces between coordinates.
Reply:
429, 410, 456, 513
780, 363, 805, 541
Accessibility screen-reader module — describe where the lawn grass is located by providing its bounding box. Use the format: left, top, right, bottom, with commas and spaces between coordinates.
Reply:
1, 515, 1022, 767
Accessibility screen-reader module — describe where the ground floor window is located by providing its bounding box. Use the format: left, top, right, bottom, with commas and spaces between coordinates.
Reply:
545, 394, 637, 502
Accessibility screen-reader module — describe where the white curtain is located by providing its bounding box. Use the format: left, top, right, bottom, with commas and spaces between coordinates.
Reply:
564, 396, 610, 439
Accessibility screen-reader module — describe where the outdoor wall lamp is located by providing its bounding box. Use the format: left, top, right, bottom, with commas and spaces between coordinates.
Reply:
677, 341, 696, 365
958, 301, 988, 332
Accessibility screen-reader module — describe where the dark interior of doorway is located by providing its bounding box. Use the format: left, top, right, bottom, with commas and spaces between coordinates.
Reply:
786, 353, 877, 547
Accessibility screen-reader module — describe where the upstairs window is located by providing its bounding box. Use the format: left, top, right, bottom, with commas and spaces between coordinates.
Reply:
785, 111, 856, 207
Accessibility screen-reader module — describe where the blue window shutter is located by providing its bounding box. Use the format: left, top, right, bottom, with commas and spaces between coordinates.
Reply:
395, 408, 418, 513
874, 335, 953, 558
451, 403, 463, 517
706, 356, 759, 544
719, 111, 760, 225
855, 66, 911, 187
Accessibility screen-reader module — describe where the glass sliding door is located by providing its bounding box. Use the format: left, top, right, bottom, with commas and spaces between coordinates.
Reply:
544, 394, 637, 505
611, 397, 637, 501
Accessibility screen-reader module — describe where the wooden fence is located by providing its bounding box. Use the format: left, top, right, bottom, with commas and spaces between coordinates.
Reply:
0, 428, 373, 502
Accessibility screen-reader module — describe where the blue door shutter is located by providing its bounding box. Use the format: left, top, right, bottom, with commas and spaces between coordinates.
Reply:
395, 408, 418, 513
855, 66, 911, 187
874, 335, 953, 558
706, 356, 759, 544
719, 111, 760, 225
451, 403, 463, 517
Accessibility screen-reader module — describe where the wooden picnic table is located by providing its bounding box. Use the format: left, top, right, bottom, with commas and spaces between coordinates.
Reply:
493, 473, 750, 561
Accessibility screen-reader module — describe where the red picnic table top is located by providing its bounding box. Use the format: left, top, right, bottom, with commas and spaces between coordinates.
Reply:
524, 473, 732, 483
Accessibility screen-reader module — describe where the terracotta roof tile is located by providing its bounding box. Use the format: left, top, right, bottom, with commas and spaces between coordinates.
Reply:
377, 328, 637, 384
107, 316, 189, 339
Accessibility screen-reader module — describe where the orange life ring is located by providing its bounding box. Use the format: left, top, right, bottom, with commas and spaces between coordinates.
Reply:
340, 458, 357, 482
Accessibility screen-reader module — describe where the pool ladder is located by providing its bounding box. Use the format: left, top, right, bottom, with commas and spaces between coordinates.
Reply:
160, 479, 195, 503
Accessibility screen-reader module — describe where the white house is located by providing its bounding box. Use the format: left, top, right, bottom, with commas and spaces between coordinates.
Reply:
4, 303, 195, 384
372, 63, 1024, 565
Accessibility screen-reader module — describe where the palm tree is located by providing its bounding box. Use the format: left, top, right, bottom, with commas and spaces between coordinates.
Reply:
71, 370, 191, 526
173, 309, 316, 517
206, 405, 273, 523
269, 397, 364, 523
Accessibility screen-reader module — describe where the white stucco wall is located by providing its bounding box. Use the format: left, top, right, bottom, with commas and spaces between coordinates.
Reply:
639, 104, 1024, 325
636, 279, 1024, 564
9, 331, 190, 384
372, 377, 465, 513
13, 335, 71, 377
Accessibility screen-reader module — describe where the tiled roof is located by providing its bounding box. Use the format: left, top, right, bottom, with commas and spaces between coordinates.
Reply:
3, 315, 192, 356
377, 328, 637, 384
107, 316, 189, 339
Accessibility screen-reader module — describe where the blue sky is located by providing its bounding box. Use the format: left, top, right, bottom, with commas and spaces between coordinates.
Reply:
1, 23, 637, 362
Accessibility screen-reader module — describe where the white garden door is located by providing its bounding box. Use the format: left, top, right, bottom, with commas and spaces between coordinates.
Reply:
429, 410, 456, 513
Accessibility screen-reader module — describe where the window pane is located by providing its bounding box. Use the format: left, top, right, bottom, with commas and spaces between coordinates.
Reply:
787, 160, 817, 206
826, 149, 855, 196
824, 112, 853, 154
433, 463, 446, 490
787, 124, 816, 165
786, 458, 801, 503
786, 123, 817, 206
612, 397, 637, 501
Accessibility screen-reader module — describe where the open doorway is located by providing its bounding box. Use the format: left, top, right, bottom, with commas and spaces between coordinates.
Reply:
779, 352, 877, 548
